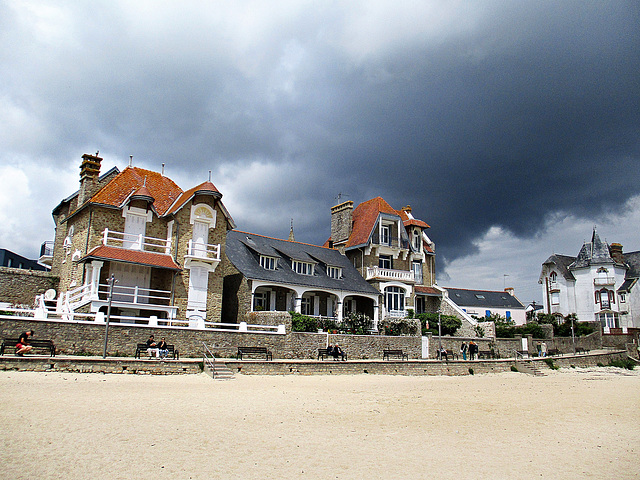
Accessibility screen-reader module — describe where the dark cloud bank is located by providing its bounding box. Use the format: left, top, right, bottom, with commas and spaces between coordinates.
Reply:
2, 1, 639, 274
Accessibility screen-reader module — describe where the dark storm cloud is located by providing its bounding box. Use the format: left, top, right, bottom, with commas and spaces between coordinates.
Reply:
1, 1, 639, 273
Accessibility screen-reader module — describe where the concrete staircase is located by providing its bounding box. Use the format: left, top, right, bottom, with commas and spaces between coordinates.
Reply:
204, 360, 235, 380
516, 360, 549, 376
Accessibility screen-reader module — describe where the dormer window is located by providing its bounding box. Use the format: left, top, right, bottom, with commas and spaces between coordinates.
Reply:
260, 256, 277, 270
413, 229, 421, 251
327, 266, 342, 279
475, 294, 485, 299
292, 260, 314, 275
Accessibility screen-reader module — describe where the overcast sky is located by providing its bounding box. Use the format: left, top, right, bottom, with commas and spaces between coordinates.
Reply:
1, 1, 639, 304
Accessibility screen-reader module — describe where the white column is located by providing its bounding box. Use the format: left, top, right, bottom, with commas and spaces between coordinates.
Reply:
90, 261, 103, 300
294, 296, 302, 314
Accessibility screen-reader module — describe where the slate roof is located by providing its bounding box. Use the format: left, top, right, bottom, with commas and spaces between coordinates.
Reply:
618, 250, 640, 292
81, 245, 181, 270
226, 230, 380, 295
541, 254, 576, 281
445, 288, 525, 309
414, 286, 441, 296
571, 229, 615, 268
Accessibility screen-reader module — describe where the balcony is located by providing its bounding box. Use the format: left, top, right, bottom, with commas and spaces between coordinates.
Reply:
102, 228, 171, 254
366, 267, 415, 283
38, 241, 54, 267
594, 277, 615, 286
184, 239, 221, 270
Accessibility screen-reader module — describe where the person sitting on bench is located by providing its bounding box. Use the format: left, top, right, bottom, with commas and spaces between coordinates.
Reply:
15, 330, 34, 356
157, 337, 169, 359
332, 344, 345, 361
146, 335, 159, 358
439, 346, 448, 361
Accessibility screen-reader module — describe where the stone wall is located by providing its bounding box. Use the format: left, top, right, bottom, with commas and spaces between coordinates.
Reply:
0, 267, 59, 306
290, 332, 422, 360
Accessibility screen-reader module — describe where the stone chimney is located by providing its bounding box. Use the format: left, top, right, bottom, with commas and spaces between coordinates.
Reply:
78, 152, 103, 205
610, 243, 624, 264
504, 287, 515, 296
401, 205, 412, 215
330, 200, 353, 247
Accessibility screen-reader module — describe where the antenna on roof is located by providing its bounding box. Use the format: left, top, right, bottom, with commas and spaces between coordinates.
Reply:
288, 218, 295, 242
335, 192, 350, 200
96, 150, 99, 156
129, 155, 133, 167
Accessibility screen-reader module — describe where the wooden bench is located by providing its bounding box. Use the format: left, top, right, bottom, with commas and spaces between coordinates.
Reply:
134, 343, 179, 360
237, 346, 272, 361
318, 348, 347, 361
437, 349, 458, 361
547, 349, 561, 356
383, 349, 408, 361
0, 338, 56, 357
477, 350, 494, 359
575, 347, 589, 354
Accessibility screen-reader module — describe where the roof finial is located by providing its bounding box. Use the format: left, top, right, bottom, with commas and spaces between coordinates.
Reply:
129, 155, 133, 167
208, 170, 212, 182
161, 163, 165, 176
143, 176, 147, 187
288, 218, 295, 242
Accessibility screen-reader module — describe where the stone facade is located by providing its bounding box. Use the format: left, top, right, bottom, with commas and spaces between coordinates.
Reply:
0, 268, 59, 306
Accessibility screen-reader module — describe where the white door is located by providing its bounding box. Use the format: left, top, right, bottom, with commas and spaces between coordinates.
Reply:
192, 220, 209, 258
521, 337, 528, 355
422, 336, 429, 359
188, 266, 208, 312
124, 213, 147, 249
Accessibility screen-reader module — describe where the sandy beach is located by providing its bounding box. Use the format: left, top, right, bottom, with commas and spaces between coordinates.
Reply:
1, 367, 638, 480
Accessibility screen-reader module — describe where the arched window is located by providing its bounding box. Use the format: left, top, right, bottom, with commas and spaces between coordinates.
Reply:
385, 286, 405, 315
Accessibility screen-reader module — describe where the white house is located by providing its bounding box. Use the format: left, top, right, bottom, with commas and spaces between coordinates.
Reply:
539, 228, 640, 332
444, 287, 527, 325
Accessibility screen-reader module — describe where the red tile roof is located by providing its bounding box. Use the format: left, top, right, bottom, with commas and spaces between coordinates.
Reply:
344, 196, 430, 249
81, 245, 181, 270
90, 167, 183, 216
167, 180, 221, 215
414, 286, 440, 295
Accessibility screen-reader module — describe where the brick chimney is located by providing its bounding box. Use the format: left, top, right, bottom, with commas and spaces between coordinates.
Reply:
401, 205, 412, 215
330, 200, 353, 248
504, 287, 515, 296
610, 243, 624, 264
78, 152, 102, 205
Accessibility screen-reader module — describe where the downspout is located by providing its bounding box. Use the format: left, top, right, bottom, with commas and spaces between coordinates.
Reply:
545, 277, 551, 314
170, 218, 181, 307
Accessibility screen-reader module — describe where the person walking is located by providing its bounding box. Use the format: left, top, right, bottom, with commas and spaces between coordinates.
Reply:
460, 342, 468, 361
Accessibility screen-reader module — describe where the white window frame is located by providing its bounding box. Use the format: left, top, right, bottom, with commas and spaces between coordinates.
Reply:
380, 224, 390, 245
413, 229, 421, 251
292, 260, 314, 276
551, 291, 560, 305
260, 256, 277, 270
379, 255, 392, 269
327, 266, 342, 279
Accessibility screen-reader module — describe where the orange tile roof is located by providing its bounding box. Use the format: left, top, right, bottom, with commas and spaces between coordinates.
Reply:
90, 166, 183, 216
81, 245, 181, 270
167, 180, 221, 215
414, 286, 440, 295
344, 197, 430, 249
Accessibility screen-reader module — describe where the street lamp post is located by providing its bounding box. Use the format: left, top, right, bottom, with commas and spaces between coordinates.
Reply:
571, 315, 576, 355
438, 309, 442, 360
102, 274, 116, 359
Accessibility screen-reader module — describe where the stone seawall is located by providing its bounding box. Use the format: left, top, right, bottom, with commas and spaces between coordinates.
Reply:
0, 267, 58, 306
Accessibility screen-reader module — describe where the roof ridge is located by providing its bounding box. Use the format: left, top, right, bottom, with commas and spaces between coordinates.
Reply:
233, 230, 335, 250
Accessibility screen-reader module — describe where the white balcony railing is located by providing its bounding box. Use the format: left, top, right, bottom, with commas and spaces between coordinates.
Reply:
594, 277, 615, 286
186, 240, 221, 262
97, 283, 172, 306
102, 228, 171, 254
366, 266, 415, 283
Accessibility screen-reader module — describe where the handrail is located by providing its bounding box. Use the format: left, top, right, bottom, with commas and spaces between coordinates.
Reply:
203, 343, 217, 379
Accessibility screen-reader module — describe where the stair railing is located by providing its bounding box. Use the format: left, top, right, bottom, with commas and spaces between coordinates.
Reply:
203, 342, 217, 379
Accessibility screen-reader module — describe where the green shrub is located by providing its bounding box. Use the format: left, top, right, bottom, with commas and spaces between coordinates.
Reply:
510, 365, 518, 372
290, 312, 318, 332
543, 358, 559, 370
343, 312, 373, 335
596, 362, 605, 367
468, 368, 474, 375
608, 359, 635, 370
379, 317, 420, 336
417, 313, 462, 336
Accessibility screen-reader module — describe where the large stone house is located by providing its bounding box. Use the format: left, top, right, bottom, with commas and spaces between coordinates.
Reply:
44, 153, 235, 327
539, 228, 640, 332
222, 230, 380, 325
326, 197, 440, 319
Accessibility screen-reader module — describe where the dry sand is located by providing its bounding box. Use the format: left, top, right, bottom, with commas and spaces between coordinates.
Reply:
1, 367, 638, 480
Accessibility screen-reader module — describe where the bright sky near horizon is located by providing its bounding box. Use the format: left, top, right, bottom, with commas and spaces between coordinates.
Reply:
1, 1, 638, 305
